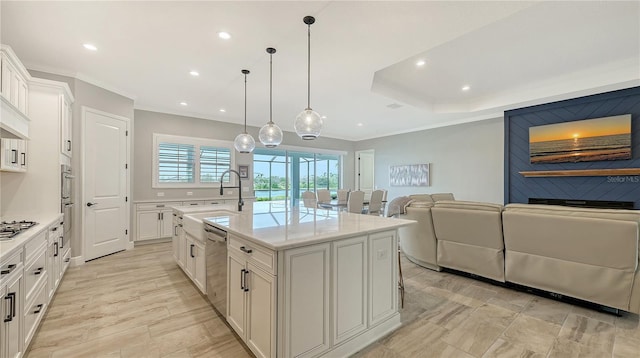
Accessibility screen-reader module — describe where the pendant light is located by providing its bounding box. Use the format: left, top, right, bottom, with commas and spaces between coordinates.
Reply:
294, 15, 323, 140
258, 47, 283, 148
234, 69, 256, 153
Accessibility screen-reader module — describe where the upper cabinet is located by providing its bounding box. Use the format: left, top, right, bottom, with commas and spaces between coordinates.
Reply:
0, 44, 31, 139
60, 94, 72, 158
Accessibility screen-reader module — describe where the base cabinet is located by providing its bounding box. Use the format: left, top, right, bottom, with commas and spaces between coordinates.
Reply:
1, 266, 23, 358
135, 203, 177, 242
228, 248, 276, 358
184, 234, 206, 293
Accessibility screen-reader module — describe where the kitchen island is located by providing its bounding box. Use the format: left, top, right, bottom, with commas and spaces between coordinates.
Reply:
174, 201, 415, 358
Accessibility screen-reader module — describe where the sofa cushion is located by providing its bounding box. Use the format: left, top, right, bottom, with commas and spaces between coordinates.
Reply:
431, 193, 455, 201
408, 200, 434, 208
408, 194, 434, 202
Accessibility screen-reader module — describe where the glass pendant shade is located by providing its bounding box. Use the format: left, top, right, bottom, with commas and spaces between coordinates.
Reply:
296, 16, 322, 140
294, 108, 322, 140
234, 132, 255, 153
259, 47, 283, 148
259, 122, 283, 148
235, 69, 255, 153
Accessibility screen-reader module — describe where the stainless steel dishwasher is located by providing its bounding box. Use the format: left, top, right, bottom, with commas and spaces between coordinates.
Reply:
205, 222, 228, 315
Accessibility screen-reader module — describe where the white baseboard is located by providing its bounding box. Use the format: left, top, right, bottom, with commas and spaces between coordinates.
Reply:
126, 241, 134, 250
70, 256, 84, 267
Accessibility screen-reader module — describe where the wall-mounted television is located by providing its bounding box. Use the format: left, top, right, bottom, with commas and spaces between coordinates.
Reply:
529, 114, 631, 164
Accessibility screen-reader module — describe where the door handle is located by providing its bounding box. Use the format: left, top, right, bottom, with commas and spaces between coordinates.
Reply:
3, 292, 15, 322
86, 202, 97, 207
244, 270, 249, 292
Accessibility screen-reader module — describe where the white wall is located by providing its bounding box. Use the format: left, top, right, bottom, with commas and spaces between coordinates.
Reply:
355, 117, 505, 204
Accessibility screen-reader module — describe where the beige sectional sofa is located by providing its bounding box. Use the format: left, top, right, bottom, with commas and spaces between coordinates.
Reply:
397, 193, 454, 271
502, 204, 640, 314
396, 196, 640, 313
431, 201, 506, 282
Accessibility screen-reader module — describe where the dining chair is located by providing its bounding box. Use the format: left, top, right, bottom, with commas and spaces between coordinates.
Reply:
337, 189, 350, 206
316, 189, 332, 205
367, 189, 385, 215
301, 191, 317, 209
347, 190, 365, 214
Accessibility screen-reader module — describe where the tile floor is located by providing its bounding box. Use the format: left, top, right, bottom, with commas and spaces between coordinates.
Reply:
25, 242, 640, 357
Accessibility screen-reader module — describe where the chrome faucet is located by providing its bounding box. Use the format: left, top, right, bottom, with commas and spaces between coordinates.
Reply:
219, 169, 244, 212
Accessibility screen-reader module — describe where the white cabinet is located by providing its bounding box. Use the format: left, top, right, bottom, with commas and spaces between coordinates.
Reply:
332, 236, 368, 345
281, 243, 331, 358
0, 138, 27, 172
1, 250, 24, 358
368, 231, 398, 326
0, 45, 31, 140
135, 203, 177, 241
227, 237, 276, 358
60, 96, 72, 157
184, 233, 206, 293
47, 223, 63, 299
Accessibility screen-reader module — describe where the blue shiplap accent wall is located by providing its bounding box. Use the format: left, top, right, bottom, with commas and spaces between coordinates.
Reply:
505, 87, 640, 208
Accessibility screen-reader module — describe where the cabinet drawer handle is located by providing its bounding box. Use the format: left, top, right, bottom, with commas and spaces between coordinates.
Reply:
33, 267, 44, 275
33, 304, 43, 314
54, 242, 59, 257
240, 246, 252, 254
156, 204, 165, 208
65, 258, 70, 263
3, 292, 15, 322
11, 149, 17, 164
240, 269, 245, 291
244, 270, 249, 292
174, 225, 178, 236
51, 227, 58, 232
190, 244, 195, 258
1, 264, 16, 275
60, 236, 64, 249
21, 152, 26, 166
190, 203, 198, 206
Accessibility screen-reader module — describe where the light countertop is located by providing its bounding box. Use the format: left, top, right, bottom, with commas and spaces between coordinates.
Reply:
187, 202, 415, 251
0, 213, 63, 261
134, 197, 255, 204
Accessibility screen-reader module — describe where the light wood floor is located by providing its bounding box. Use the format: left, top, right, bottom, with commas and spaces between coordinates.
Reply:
25, 242, 640, 358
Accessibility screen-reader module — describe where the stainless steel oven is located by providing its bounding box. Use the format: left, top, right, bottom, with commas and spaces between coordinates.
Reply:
61, 164, 74, 248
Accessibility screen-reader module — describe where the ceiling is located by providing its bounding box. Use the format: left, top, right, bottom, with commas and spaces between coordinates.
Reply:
1, 1, 638, 141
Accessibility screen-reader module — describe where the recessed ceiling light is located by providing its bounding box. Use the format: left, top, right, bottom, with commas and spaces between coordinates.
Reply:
462, 85, 471, 91
219, 109, 226, 113
83, 43, 97, 51
357, 123, 363, 127
416, 60, 426, 67
179, 102, 188, 106
189, 71, 199, 76
218, 31, 231, 40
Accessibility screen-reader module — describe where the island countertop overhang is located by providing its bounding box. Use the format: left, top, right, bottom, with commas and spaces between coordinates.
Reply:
182, 202, 416, 251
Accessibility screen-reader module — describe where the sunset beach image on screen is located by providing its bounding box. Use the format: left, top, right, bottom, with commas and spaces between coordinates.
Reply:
529, 114, 631, 164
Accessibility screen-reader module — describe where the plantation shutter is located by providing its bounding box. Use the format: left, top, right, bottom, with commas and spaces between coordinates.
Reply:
201, 146, 231, 183
158, 142, 195, 183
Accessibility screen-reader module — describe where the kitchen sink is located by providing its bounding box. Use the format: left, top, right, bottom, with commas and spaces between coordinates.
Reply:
183, 210, 237, 240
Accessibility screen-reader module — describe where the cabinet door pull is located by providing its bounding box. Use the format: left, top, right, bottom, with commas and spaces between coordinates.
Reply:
54, 242, 59, 257
243, 270, 250, 292
21, 152, 26, 166
240, 246, 253, 254
3, 292, 15, 322
240, 269, 245, 291
190, 244, 195, 258
51, 227, 58, 232
161, 212, 164, 220
11, 149, 17, 164
1, 264, 16, 275
174, 225, 178, 236
33, 304, 43, 314
67, 140, 71, 152
60, 236, 64, 249
34, 267, 44, 275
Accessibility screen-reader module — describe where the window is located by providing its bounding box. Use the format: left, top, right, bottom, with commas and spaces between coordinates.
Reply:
153, 134, 234, 188
253, 147, 344, 204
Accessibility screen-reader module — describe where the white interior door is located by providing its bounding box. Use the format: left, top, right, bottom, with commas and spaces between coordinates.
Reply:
356, 150, 375, 199
83, 108, 129, 261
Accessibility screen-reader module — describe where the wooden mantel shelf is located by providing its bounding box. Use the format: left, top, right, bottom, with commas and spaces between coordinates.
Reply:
519, 168, 640, 177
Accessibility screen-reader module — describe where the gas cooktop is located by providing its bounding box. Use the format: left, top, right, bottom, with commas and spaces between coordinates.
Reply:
0, 220, 38, 241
